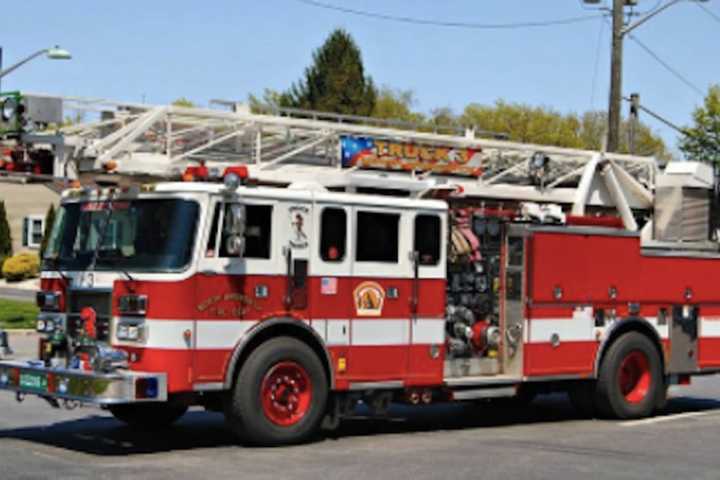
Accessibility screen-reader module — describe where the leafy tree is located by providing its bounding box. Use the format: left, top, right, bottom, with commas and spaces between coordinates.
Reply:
372, 87, 425, 124
460, 100, 668, 160
679, 84, 720, 165
279, 29, 377, 115
172, 97, 196, 108
248, 88, 284, 113
39, 204, 55, 259
0, 201, 12, 259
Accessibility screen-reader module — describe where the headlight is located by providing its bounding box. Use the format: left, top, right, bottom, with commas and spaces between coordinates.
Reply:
118, 294, 148, 316
116, 319, 146, 343
36, 314, 64, 334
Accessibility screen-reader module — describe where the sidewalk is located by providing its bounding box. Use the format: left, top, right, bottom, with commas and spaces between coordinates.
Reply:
0, 278, 40, 291
0, 278, 38, 302
1, 330, 38, 360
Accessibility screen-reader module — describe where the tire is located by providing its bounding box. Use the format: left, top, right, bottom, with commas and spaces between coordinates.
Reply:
568, 381, 597, 418
224, 337, 328, 446
596, 332, 663, 419
109, 401, 188, 429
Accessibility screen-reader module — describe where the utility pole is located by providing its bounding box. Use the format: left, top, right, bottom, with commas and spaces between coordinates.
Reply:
586, 0, 708, 153
607, 0, 625, 153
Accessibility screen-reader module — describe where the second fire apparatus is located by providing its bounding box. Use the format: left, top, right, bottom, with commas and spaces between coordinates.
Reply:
0, 101, 719, 445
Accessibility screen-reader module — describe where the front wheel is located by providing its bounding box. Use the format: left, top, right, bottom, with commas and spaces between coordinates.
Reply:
596, 332, 663, 419
224, 337, 328, 446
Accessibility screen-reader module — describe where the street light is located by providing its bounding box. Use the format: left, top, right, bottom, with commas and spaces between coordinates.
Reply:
0, 45, 72, 81
583, 0, 709, 153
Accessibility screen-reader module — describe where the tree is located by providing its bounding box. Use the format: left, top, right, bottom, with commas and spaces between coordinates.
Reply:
460, 100, 669, 160
0, 201, 12, 259
172, 97, 196, 108
39, 204, 56, 259
279, 29, 377, 116
372, 87, 426, 124
679, 84, 720, 165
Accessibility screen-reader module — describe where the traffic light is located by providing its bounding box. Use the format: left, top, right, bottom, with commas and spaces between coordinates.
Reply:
0, 92, 26, 136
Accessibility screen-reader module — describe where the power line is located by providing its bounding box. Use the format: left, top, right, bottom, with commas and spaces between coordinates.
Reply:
296, 0, 604, 30
695, 2, 720, 24
627, 33, 704, 96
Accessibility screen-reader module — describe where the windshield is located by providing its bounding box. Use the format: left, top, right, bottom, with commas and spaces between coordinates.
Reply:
44, 199, 200, 272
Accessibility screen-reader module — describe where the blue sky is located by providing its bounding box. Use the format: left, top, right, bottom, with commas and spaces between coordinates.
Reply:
2, 1, 718, 152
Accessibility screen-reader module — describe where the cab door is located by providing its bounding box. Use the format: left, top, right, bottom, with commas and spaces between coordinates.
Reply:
193, 197, 283, 384
348, 206, 413, 382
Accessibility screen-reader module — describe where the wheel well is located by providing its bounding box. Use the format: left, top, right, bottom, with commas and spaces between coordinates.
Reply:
595, 318, 666, 377
226, 322, 333, 390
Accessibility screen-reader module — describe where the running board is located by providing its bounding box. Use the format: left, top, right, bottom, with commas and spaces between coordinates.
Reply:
444, 375, 521, 388
452, 386, 517, 400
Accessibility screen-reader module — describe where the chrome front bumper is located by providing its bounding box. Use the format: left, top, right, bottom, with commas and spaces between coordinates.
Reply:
0, 360, 167, 405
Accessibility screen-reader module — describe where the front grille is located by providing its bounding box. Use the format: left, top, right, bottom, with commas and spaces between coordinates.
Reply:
67, 290, 112, 342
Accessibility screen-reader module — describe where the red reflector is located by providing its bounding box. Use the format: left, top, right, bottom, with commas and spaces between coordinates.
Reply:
9, 368, 20, 386
47, 373, 57, 394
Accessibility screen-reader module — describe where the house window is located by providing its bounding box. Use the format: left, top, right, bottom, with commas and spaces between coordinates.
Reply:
23, 215, 45, 249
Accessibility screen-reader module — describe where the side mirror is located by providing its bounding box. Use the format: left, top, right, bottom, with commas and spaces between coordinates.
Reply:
223, 205, 246, 256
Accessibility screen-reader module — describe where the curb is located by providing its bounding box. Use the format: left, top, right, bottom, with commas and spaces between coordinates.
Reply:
5, 329, 37, 335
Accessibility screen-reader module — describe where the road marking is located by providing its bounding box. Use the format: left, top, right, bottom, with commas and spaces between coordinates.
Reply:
620, 410, 720, 427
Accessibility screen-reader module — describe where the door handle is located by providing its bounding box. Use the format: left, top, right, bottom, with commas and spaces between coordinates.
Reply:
200, 269, 217, 276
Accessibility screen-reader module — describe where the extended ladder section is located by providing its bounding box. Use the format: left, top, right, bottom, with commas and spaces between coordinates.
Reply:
7, 93, 657, 223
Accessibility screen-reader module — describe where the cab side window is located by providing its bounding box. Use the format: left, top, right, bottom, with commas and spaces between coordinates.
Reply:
320, 208, 346, 262
414, 214, 441, 266
356, 211, 399, 263
218, 204, 273, 259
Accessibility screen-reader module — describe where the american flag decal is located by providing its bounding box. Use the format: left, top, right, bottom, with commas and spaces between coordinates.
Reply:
321, 277, 338, 295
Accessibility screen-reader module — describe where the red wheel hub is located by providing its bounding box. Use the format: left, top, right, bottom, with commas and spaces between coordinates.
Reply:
618, 350, 651, 404
260, 361, 312, 426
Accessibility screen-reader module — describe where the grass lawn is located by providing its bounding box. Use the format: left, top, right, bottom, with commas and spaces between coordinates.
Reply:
0, 299, 38, 329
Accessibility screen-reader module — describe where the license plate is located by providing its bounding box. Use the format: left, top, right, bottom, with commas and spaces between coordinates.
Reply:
19, 372, 48, 392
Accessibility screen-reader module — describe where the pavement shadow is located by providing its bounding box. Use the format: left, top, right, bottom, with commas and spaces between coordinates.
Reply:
1, 394, 719, 456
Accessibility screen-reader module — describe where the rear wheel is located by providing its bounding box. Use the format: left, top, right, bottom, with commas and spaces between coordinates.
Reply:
109, 401, 188, 429
596, 332, 662, 419
224, 337, 328, 446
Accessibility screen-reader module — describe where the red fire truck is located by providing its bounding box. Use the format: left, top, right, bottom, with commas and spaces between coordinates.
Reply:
1, 158, 719, 446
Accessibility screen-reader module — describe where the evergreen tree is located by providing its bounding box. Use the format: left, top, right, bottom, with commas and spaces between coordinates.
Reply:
0, 201, 12, 259
280, 29, 377, 116
39, 204, 56, 258
679, 85, 720, 165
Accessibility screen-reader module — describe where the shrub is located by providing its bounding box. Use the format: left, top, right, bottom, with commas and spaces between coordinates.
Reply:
1, 252, 40, 282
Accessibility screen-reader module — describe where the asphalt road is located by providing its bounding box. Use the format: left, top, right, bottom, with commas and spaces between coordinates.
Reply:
0, 287, 35, 302
1, 336, 720, 480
